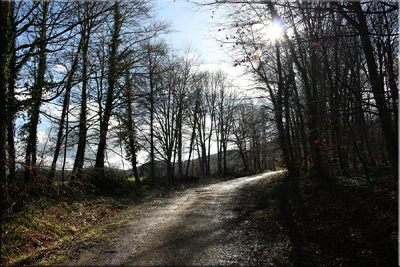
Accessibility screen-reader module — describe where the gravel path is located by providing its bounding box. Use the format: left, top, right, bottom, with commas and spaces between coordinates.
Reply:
46, 171, 283, 266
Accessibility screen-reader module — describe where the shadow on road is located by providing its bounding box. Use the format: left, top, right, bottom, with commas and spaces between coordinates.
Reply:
233, 173, 398, 266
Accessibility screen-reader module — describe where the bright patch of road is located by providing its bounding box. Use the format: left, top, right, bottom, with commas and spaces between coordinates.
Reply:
60, 171, 283, 266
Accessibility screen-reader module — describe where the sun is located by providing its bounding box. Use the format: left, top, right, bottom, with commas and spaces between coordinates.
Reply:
251, 20, 285, 43
267, 21, 283, 41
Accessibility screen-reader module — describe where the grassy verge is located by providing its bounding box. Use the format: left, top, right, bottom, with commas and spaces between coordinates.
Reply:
0, 172, 149, 266
1, 196, 125, 266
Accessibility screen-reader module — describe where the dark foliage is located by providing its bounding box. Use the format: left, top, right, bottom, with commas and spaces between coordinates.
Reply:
233, 171, 398, 266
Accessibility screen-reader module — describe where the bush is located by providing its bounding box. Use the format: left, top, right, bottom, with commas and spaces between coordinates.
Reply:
93, 168, 138, 197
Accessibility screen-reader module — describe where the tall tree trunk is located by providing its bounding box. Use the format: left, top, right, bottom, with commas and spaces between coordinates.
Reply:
290, 63, 308, 171
61, 108, 69, 184
284, 82, 295, 164
186, 98, 199, 178
0, 1, 10, 195
308, 45, 326, 178
49, 38, 83, 183
24, 1, 49, 184
177, 105, 183, 179
92, 2, 121, 184
71, 3, 91, 182
223, 136, 228, 175
337, 2, 398, 169
125, 72, 140, 186
149, 72, 155, 184
196, 113, 206, 173
6, 2, 16, 190
216, 123, 222, 175
206, 112, 214, 175
235, 133, 249, 172
266, 1, 298, 177
275, 41, 297, 176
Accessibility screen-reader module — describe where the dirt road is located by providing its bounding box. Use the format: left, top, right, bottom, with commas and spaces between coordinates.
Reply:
44, 171, 283, 266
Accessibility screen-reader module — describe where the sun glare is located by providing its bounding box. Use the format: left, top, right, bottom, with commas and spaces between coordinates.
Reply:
267, 22, 283, 41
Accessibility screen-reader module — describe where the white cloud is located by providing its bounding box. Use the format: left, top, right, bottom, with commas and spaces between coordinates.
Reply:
184, 52, 199, 63
37, 130, 50, 145
52, 64, 68, 73
193, 62, 254, 94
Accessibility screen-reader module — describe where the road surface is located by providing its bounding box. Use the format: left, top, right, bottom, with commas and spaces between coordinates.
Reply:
45, 171, 283, 266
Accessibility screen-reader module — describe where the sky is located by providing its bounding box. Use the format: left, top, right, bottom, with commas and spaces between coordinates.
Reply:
152, 1, 254, 94
153, 1, 225, 64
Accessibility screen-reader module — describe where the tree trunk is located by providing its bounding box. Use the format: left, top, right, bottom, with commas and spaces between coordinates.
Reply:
24, 1, 49, 184
49, 38, 82, 183
0, 1, 9, 194
177, 105, 183, 179
234, 132, 249, 172
337, 2, 398, 168
124, 70, 140, 186
6, 2, 16, 189
206, 114, 214, 175
186, 96, 199, 178
186, 118, 196, 178
71, 3, 91, 182
149, 80, 155, 184
266, 1, 298, 177
275, 41, 297, 176
223, 136, 228, 175
92, 2, 121, 184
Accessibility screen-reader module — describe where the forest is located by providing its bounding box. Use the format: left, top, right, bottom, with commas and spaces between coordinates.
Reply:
215, 0, 398, 178
0, 0, 398, 265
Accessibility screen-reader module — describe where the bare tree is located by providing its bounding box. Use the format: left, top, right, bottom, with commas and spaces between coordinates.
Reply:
24, 1, 50, 183
92, 2, 122, 184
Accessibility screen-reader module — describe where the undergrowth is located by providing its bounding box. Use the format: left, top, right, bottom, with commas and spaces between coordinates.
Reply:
0, 169, 147, 266
1, 196, 125, 266
266, 169, 398, 266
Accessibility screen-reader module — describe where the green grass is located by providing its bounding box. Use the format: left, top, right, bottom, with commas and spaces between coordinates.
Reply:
0, 196, 125, 266
126, 177, 146, 183
53, 181, 70, 186
272, 253, 283, 261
